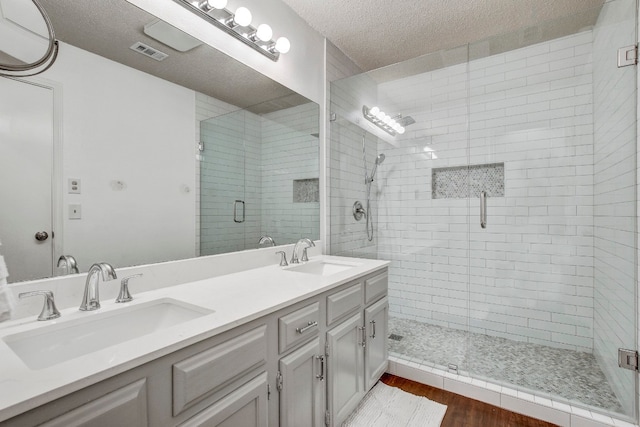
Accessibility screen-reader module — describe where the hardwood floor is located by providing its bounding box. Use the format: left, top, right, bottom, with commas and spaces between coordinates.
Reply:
381, 374, 558, 427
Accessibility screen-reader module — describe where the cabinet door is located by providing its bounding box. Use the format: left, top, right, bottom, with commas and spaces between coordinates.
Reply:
279, 338, 324, 427
326, 312, 364, 427
178, 373, 268, 427
364, 297, 388, 391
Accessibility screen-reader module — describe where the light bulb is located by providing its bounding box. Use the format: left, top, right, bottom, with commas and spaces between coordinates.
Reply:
375, 110, 385, 120
369, 106, 380, 116
383, 115, 391, 125
275, 37, 290, 54
397, 126, 405, 134
208, 0, 227, 9
234, 7, 252, 27
256, 24, 273, 42
389, 119, 397, 128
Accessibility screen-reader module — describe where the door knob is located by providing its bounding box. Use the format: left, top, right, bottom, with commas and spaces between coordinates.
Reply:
35, 231, 49, 241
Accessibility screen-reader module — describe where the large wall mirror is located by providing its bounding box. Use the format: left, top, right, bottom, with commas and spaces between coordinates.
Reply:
0, 0, 319, 283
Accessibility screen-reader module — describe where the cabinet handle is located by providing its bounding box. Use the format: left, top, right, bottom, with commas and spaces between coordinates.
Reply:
296, 321, 318, 334
316, 355, 325, 381
370, 320, 376, 339
359, 326, 366, 348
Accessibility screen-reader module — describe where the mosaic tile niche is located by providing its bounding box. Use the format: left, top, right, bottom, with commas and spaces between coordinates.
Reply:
432, 163, 504, 199
293, 178, 319, 203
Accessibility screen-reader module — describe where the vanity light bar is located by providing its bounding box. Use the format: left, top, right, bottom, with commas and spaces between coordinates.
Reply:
174, 0, 290, 62
362, 105, 405, 136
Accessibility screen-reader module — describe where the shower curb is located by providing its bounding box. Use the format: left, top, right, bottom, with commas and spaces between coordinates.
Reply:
387, 356, 637, 427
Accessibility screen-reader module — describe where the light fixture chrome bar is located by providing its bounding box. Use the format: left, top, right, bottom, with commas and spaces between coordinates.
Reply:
173, 0, 280, 61
362, 105, 401, 136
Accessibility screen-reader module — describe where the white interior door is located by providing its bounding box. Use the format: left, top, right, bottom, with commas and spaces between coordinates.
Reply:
0, 76, 53, 282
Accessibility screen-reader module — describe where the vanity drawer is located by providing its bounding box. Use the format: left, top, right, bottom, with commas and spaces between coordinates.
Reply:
279, 302, 320, 353
173, 325, 268, 416
327, 283, 362, 326
365, 271, 388, 305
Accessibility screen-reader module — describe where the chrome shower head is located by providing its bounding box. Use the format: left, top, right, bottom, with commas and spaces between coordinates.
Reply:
369, 153, 386, 181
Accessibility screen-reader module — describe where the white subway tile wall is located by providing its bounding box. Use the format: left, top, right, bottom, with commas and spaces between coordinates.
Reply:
329, 2, 638, 421
333, 27, 634, 353
261, 102, 320, 244
592, 0, 638, 417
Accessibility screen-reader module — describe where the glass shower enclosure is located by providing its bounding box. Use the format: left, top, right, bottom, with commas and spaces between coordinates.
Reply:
330, 0, 638, 421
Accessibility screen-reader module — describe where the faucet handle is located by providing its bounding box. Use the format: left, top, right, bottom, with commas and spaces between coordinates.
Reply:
276, 251, 288, 267
19, 290, 61, 321
116, 274, 142, 303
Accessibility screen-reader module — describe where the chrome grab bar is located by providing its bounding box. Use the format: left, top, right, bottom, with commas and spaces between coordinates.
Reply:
296, 321, 318, 334
480, 191, 487, 229
233, 200, 245, 223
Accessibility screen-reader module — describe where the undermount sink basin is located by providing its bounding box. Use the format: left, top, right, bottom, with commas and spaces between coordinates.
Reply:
3, 298, 212, 370
285, 260, 360, 276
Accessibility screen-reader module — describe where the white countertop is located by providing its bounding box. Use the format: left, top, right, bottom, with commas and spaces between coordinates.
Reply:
0, 255, 389, 422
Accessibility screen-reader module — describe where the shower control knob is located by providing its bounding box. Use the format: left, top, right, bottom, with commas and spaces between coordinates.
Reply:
35, 231, 49, 241
353, 201, 366, 221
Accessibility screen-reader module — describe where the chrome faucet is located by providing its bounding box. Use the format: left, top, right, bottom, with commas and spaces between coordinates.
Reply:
79, 262, 117, 311
19, 290, 61, 321
258, 235, 277, 247
290, 238, 315, 264
57, 255, 79, 275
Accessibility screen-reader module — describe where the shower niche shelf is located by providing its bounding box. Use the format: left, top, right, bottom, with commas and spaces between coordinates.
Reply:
432, 163, 504, 199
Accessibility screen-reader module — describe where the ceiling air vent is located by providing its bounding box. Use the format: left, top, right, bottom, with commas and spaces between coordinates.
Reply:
129, 42, 168, 61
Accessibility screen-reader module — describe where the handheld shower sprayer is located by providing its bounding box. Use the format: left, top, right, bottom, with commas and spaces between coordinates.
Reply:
368, 153, 386, 183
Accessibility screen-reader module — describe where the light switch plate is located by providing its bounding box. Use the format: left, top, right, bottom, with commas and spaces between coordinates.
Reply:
68, 204, 82, 220
68, 178, 81, 194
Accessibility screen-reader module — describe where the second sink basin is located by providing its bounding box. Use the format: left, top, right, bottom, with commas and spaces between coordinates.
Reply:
285, 260, 361, 276
3, 298, 213, 370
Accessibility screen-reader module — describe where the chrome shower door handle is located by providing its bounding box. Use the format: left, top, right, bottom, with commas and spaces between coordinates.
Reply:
480, 191, 487, 229
233, 200, 245, 223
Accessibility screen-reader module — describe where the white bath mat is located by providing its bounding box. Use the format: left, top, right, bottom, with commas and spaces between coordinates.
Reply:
343, 382, 447, 427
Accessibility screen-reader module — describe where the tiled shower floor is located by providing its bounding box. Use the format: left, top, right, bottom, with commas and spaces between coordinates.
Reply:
388, 317, 623, 413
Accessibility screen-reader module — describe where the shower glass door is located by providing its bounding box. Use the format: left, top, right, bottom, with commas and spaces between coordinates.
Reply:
467, 0, 637, 419
200, 110, 248, 256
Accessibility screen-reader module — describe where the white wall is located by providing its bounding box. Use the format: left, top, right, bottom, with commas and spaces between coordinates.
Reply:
38, 42, 196, 270
126, 0, 325, 104
592, 0, 638, 416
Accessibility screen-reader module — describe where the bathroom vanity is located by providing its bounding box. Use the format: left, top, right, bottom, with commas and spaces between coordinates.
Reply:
0, 256, 389, 427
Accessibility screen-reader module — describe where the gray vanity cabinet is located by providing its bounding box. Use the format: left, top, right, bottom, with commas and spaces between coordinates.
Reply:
2, 267, 389, 427
325, 270, 389, 427
364, 297, 389, 391
278, 338, 324, 427
326, 311, 365, 427
177, 372, 268, 427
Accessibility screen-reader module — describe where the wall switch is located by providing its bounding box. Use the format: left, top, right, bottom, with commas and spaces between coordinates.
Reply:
68, 178, 81, 194
68, 204, 82, 220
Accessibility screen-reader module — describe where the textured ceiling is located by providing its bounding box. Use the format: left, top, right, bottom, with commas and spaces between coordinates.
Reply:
280, 0, 605, 71
38, 0, 307, 113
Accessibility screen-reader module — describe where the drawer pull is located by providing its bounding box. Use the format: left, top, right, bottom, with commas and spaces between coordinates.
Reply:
296, 321, 318, 334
